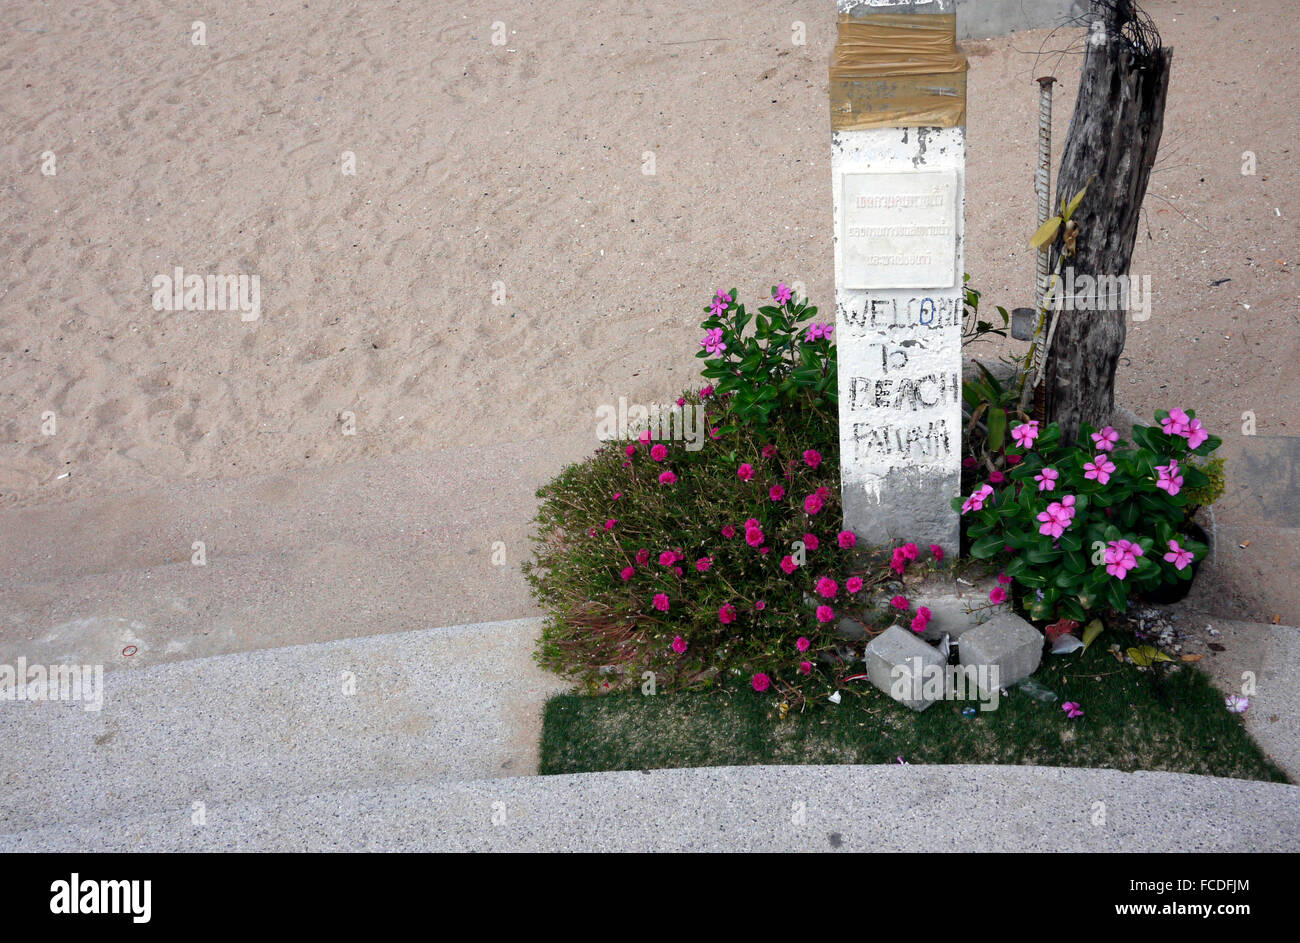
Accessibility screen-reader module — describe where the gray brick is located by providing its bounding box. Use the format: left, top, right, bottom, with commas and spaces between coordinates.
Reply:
864, 625, 948, 712
958, 611, 1043, 693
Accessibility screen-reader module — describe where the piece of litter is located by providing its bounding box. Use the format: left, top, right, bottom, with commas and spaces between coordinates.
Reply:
828, 691, 841, 705
56, 472, 70, 480
1225, 695, 1249, 713
1239, 540, 1251, 549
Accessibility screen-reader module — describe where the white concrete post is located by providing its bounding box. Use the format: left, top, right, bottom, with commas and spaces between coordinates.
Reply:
832, 0, 966, 554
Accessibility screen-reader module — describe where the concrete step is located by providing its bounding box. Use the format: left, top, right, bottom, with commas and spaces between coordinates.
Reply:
1, 764, 1294, 852
0, 618, 567, 834
0, 434, 591, 667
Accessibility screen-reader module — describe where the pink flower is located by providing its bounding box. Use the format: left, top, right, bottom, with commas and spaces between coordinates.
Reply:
1104, 538, 1144, 579
1062, 702, 1084, 719
745, 525, 765, 547
815, 486, 830, 500
917, 606, 931, 623
604, 519, 616, 530
638, 429, 652, 445
699, 385, 714, 398
1091, 426, 1119, 452
846, 576, 864, 594
625, 444, 636, 457
890, 595, 909, 610
997, 572, 1012, 585
804, 493, 825, 515
774, 282, 793, 305
780, 553, 799, 575
755, 600, 766, 611
671, 636, 687, 654
620, 566, 634, 581
890, 548, 907, 576
1161, 408, 1190, 437
1010, 421, 1040, 449
930, 544, 944, 562
1035, 467, 1059, 492
1083, 454, 1116, 485
1164, 539, 1195, 571
659, 550, 676, 567
696, 556, 713, 572
721, 524, 736, 539
796, 636, 810, 653
636, 548, 650, 566
769, 484, 786, 502
761, 444, 777, 459
961, 484, 995, 514
737, 463, 754, 481
1006, 454, 1022, 466
989, 470, 1005, 484
700, 327, 727, 355
1036, 495, 1077, 538
672, 566, 683, 577
650, 443, 668, 462
910, 613, 929, 633
815, 577, 838, 599
751, 673, 770, 693
799, 661, 812, 675
652, 593, 669, 612
709, 427, 720, 440
900, 543, 919, 561
815, 605, 835, 623
718, 603, 737, 624
989, 586, 1007, 604
676, 397, 686, 407
837, 530, 856, 549
803, 533, 820, 551
803, 449, 822, 469
612, 492, 622, 500
1155, 458, 1183, 496
658, 470, 677, 485
1185, 417, 1208, 449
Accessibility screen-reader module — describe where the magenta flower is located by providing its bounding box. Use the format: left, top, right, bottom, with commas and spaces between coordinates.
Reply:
658, 550, 676, 567
620, 566, 634, 581
890, 595, 909, 610
638, 429, 652, 445
700, 327, 727, 355
709, 290, 731, 317
1090, 426, 1119, 452
671, 636, 687, 654
1164, 539, 1195, 571
837, 530, 857, 549
737, 463, 754, 481
803, 449, 822, 469
652, 593, 669, 612
755, 600, 766, 611
751, 673, 771, 692
721, 524, 736, 539
815, 577, 838, 599
815, 605, 835, 623
745, 525, 765, 547
636, 548, 650, 566
696, 556, 713, 573
846, 576, 864, 594
890, 548, 907, 575
779, 555, 798, 575
624, 444, 636, 457
796, 636, 811, 653
962, 484, 995, 514
718, 603, 737, 625
1155, 458, 1183, 496
989, 586, 1007, 604
930, 544, 944, 562
1035, 467, 1059, 492
1083, 454, 1116, 485
761, 444, 777, 459
803, 533, 820, 551
604, 519, 617, 530
699, 385, 714, 399
799, 661, 812, 675
804, 493, 825, 515
658, 470, 677, 485
901, 542, 919, 561
769, 484, 786, 502
997, 572, 1012, 585
1062, 702, 1084, 719
774, 282, 793, 304
805, 322, 834, 341
1010, 420, 1040, 449
989, 470, 1005, 484
1161, 408, 1190, 437
650, 443, 668, 462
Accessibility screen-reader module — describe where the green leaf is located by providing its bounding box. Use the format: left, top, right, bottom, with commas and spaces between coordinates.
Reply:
1082, 618, 1104, 649
988, 408, 1006, 452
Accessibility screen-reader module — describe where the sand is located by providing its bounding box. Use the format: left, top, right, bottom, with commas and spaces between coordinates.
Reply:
0, 1, 1297, 627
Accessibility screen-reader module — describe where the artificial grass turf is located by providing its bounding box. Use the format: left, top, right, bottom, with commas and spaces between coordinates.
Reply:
539, 639, 1288, 782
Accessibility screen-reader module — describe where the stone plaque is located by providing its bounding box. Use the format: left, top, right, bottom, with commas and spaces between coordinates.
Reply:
840, 170, 958, 290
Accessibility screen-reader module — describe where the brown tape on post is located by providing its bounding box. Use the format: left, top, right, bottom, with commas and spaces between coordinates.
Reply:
829, 12, 968, 131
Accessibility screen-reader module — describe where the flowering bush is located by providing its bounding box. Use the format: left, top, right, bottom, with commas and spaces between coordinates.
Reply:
697, 284, 837, 432
526, 286, 890, 700
955, 409, 1221, 622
